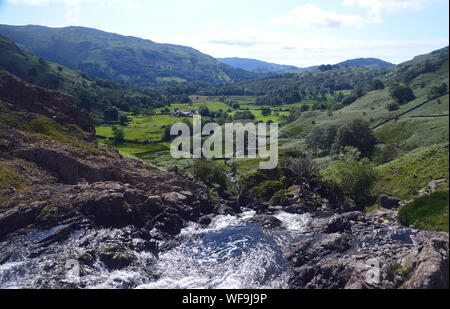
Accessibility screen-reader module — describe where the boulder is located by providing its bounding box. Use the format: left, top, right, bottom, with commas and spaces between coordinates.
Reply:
0, 202, 46, 240
99, 244, 135, 270
377, 195, 401, 209
326, 212, 363, 233
248, 215, 282, 230
151, 212, 184, 236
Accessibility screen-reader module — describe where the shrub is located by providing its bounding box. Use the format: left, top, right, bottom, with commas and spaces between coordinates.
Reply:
270, 190, 290, 206
192, 159, 227, 188
386, 102, 400, 111
373, 144, 398, 165
253, 180, 283, 202
280, 155, 318, 185
112, 126, 125, 145
321, 158, 377, 206
234, 110, 255, 120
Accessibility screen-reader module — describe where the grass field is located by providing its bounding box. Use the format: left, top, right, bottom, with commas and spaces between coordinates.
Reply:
398, 191, 449, 232
96, 114, 191, 142
373, 143, 449, 200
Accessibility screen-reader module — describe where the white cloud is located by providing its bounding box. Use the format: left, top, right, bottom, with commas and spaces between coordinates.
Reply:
161, 27, 448, 66
268, 3, 365, 28
342, 0, 445, 23
269, 0, 444, 29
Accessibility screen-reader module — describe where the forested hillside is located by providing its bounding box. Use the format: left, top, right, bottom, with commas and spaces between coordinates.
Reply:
0, 25, 259, 88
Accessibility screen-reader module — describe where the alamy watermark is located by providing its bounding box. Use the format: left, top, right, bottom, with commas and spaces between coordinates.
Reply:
169, 115, 279, 169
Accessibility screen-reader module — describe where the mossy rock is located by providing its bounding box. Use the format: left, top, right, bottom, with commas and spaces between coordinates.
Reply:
270, 190, 290, 206
253, 180, 283, 202
99, 245, 135, 270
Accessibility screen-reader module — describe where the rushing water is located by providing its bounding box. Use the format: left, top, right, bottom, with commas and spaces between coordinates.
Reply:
0, 211, 311, 289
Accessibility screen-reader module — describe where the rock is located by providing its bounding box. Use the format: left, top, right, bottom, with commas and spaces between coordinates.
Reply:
38, 223, 75, 247
78, 252, 95, 266
0, 69, 95, 134
99, 244, 135, 270
15, 147, 104, 185
401, 236, 449, 289
0, 202, 46, 240
81, 191, 132, 225
198, 215, 212, 226
144, 195, 165, 216
290, 259, 355, 289
248, 215, 282, 230
162, 192, 188, 206
366, 208, 398, 225
377, 195, 401, 209
326, 212, 363, 233
151, 212, 184, 236
0, 249, 14, 265
315, 233, 351, 253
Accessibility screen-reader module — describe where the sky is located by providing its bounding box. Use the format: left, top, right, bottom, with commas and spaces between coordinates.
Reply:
0, 0, 448, 67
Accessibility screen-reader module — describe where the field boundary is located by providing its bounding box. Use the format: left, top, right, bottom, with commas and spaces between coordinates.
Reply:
372, 92, 449, 130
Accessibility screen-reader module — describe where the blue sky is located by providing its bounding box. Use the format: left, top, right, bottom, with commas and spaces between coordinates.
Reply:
0, 0, 448, 66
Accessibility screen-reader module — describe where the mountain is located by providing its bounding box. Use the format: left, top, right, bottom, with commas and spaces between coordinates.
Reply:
217, 56, 393, 75
217, 57, 308, 74
337, 58, 395, 69
0, 25, 259, 88
0, 34, 182, 119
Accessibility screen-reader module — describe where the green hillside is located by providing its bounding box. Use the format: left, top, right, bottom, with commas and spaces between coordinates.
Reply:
279, 46, 449, 149
0, 24, 258, 88
337, 58, 394, 69
0, 34, 174, 120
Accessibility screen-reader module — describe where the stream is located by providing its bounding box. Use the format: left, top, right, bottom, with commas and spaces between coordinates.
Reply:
0, 210, 311, 289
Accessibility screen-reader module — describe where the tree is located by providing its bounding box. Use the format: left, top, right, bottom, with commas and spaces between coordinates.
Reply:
300, 104, 310, 112
280, 155, 318, 185
427, 83, 448, 100
390, 84, 415, 104
112, 126, 125, 145
199, 106, 210, 117
104, 106, 119, 122
370, 79, 385, 91
331, 119, 377, 158
161, 125, 172, 142
321, 158, 377, 206
234, 110, 255, 120
119, 115, 129, 126
261, 107, 272, 116
307, 125, 337, 155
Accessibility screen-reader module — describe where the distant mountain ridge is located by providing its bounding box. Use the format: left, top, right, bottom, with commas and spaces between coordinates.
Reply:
336, 58, 395, 69
217, 57, 307, 74
0, 24, 259, 88
218, 56, 394, 74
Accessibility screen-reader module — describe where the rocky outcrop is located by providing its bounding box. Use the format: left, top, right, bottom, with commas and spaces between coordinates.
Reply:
286, 210, 449, 289
0, 69, 95, 134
